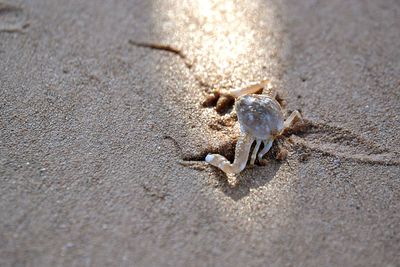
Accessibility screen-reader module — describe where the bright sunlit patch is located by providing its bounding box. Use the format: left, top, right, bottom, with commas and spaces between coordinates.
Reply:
151, 0, 291, 231
194, 0, 253, 77
155, 0, 280, 88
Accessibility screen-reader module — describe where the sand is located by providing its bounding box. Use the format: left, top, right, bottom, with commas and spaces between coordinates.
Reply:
1, 0, 399, 266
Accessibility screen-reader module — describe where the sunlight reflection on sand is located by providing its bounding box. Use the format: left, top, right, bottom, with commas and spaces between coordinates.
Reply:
151, 0, 295, 227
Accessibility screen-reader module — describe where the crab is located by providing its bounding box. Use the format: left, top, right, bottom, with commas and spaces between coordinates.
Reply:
205, 80, 303, 174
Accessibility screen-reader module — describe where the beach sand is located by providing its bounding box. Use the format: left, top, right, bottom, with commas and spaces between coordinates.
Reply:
1, 0, 399, 266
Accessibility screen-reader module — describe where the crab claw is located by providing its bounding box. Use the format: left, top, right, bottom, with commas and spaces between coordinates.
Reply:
205, 134, 254, 174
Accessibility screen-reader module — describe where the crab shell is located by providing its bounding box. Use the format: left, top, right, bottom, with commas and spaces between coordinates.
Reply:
235, 94, 284, 139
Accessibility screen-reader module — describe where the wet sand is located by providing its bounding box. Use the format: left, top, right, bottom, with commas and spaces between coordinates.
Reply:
1, 0, 399, 266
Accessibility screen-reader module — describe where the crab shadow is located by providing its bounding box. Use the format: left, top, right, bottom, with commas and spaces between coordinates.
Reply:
212, 161, 282, 201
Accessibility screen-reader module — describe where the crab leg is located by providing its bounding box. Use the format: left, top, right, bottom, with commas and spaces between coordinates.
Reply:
283, 110, 302, 130
205, 134, 254, 174
257, 139, 273, 161
229, 80, 270, 98
250, 140, 262, 165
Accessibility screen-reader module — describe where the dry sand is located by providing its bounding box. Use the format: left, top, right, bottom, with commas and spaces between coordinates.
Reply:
1, 0, 399, 266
